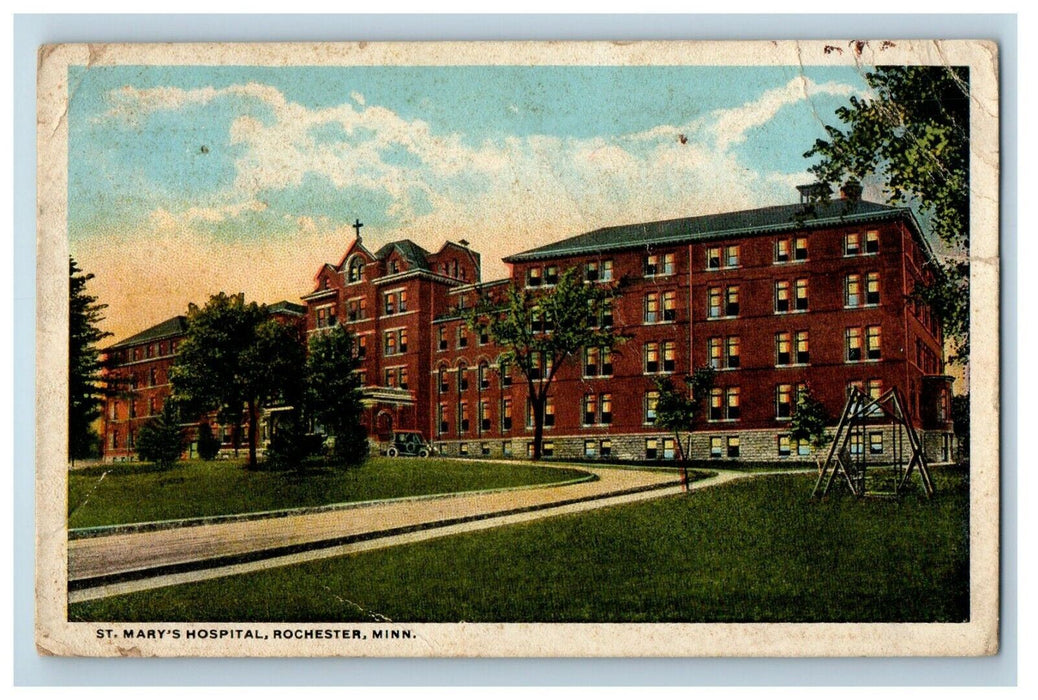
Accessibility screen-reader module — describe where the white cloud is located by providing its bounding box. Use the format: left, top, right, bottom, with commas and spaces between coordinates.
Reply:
350, 91, 366, 106
707, 76, 858, 152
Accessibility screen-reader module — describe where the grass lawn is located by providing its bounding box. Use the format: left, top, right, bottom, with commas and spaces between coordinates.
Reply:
68, 457, 593, 529
69, 468, 970, 623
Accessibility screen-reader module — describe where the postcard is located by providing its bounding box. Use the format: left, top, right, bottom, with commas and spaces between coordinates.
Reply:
36, 39, 999, 657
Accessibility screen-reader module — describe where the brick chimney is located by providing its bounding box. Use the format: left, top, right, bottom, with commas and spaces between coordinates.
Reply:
840, 179, 863, 201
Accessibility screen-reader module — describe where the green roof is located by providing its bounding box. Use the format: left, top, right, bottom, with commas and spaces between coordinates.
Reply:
267, 300, 306, 315
374, 239, 431, 270
107, 316, 187, 350
503, 199, 921, 262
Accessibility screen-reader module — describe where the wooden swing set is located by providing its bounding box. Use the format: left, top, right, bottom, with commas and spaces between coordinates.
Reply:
812, 386, 935, 500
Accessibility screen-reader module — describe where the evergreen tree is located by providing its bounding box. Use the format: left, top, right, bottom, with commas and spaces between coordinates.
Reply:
69, 258, 111, 463
195, 422, 221, 461
789, 387, 831, 454
135, 403, 185, 467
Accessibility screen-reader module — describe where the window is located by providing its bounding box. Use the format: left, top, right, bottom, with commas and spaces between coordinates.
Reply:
645, 391, 659, 423
845, 274, 862, 307
347, 299, 363, 322
725, 337, 739, 369
389, 259, 400, 274
438, 327, 448, 351
500, 361, 512, 387
722, 245, 739, 268
866, 272, 880, 305
727, 436, 740, 458
710, 436, 723, 459
845, 327, 863, 362
459, 401, 470, 432
348, 258, 363, 282
149, 367, 158, 386
844, 231, 861, 256
384, 368, 396, 388
585, 440, 597, 458
459, 442, 469, 456
795, 279, 809, 311
583, 259, 613, 283
709, 387, 740, 421
663, 438, 676, 460
109, 400, 118, 420
585, 261, 601, 282
481, 442, 491, 456
776, 384, 793, 419
869, 432, 884, 455
795, 330, 810, 365
383, 331, 397, 355
399, 329, 407, 353
663, 291, 677, 321
316, 305, 337, 328
727, 387, 741, 420
778, 435, 791, 457
664, 341, 677, 372
479, 362, 490, 390
865, 229, 880, 254
438, 403, 449, 434
479, 328, 489, 345
601, 259, 613, 281
600, 393, 613, 424
798, 440, 812, 456
600, 439, 612, 458
458, 364, 469, 392
644, 342, 660, 373
646, 438, 659, 460
849, 433, 864, 456
709, 337, 723, 369
707, 247, 721, 269
502, 441, 512, 456
544, 397, 556, 427
708, 287, 722, 319
457, 327, 468, 348
726, 287, 740, 316
384, 291, 396, 315
128, 400, 136, 419
501, 398, 513, 431
357, 335, 368, 360
480, 400, 491, 431
583, 394, 598, 425
438, 367, 449, 393
776, 332, 791, 366
146, 344, 154, 358
644, 253, 671, 276
709, 388, 723, 420
866, 325, 882, 360
775, 238, 791, 263
794, 236, 808, 261
526, 267, 542, 288
775, 281, 790, 313
545, 265, 559, 286
399, 367, 408, 390
645, 292, 660, 323
584, 346, 612, 377
542, 441, 554, 458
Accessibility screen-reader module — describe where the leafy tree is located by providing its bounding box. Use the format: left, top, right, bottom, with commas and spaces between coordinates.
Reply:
69, 258, 112, 463
134, 403, 185, 467
804, 65, 969, 361
951, 393, 970, 458
789, 386, 831, 457
467, 267, 625, 460
652, 366, 715, 488
195, 422, 221, 461
169, 293, 304, 469
304, 324, 368, 466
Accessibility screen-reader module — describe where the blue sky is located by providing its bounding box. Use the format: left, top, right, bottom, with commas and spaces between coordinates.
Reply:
67, 64, 871, 339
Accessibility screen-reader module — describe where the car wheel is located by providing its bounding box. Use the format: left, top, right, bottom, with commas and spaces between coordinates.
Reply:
387, 447, 399, 457
419, 449, 429, 458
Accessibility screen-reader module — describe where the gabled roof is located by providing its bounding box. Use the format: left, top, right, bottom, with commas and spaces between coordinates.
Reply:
504, 199, 922, 262
374, 239, 432, 271
107, 316, 188, 350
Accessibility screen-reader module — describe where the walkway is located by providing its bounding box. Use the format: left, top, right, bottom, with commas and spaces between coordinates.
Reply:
68, 466, 783, 603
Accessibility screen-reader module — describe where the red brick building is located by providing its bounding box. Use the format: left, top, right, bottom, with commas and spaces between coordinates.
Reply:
103, 187, 955, 464
101, 301, 305, 461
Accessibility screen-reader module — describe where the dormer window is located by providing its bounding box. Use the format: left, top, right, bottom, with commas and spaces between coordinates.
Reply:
390, 260, 400, 274
347, 259, 363, 283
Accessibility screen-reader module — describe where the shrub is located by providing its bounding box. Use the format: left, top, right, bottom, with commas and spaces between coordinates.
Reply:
196, 422, 221, 461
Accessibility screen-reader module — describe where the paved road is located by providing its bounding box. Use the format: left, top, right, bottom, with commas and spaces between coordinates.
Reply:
68, 466, 790, 603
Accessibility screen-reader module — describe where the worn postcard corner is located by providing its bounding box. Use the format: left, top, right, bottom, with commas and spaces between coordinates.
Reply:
36, 39, 999, 658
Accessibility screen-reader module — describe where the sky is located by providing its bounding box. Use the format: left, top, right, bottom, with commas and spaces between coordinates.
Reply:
67, 64, 876, 342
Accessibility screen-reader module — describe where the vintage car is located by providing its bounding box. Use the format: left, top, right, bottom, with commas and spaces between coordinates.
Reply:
385, 430, 435, 458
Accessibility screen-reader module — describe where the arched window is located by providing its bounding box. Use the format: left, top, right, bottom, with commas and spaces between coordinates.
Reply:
478, 361, 490, 390
457, 362, 469, 392
347, 257, 364, 283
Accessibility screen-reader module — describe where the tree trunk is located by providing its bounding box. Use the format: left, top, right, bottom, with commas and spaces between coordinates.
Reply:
675, 431, 688, 491
530, 393, 544, 461
246, 400, 258, 469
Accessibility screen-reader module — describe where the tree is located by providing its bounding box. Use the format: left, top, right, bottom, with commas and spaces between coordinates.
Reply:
804, 65, 969, 362
304, 325, 368, 466
789, 386, 831, 462
951, 393, 970, 459
169, 293, 304, 470
134, 403, 185, 467
195, 422, 221, 461
467, 267, 624, 460
69, 258, 112, 463
653, 366, 715, 488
